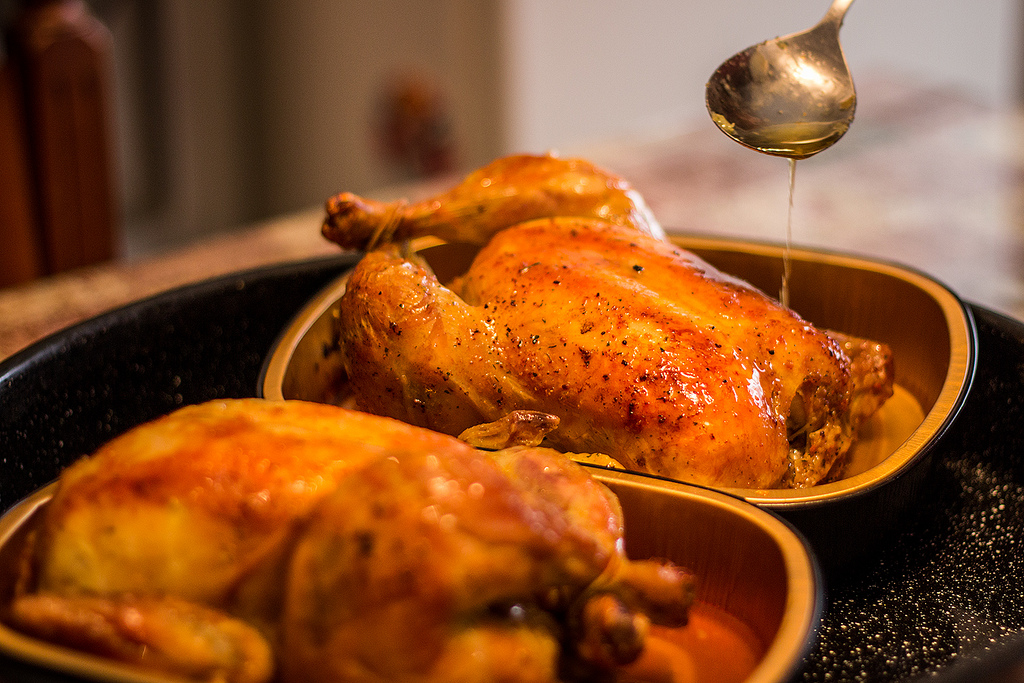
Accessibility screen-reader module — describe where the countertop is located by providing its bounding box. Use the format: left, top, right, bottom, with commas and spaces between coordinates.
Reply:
3, 76, 1024, 361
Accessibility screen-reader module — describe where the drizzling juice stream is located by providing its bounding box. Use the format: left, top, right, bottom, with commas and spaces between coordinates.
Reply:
781, 158, 796, 308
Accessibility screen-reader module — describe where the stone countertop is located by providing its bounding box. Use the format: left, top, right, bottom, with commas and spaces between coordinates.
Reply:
3, 76, 1023, 362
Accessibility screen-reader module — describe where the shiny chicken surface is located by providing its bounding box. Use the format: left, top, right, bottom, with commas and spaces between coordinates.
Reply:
325, 153, 893, 488
323, 153, 665, 249
8, 399, 694, 683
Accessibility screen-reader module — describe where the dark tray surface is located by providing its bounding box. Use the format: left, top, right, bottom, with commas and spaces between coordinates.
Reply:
1, 257, 1023, 682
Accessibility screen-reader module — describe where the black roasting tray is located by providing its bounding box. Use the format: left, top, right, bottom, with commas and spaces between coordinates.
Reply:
1, 255, 1023, 682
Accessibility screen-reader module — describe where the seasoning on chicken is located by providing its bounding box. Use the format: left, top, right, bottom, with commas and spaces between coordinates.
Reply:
7, 399, 694, 683
324, 153, 894, 488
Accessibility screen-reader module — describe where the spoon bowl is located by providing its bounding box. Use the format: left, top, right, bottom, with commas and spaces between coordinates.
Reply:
706, 0, 856, 158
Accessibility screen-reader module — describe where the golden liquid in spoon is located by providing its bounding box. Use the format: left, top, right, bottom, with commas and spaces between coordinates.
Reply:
741, 121, 849, 160
781, 158, 796, 308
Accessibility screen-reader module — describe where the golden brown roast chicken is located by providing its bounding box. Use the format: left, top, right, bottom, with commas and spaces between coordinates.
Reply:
7, 398, 695, 683
323, 153, 894, 489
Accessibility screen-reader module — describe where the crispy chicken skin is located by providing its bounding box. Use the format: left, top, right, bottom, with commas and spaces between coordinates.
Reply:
8, 399, 694, 683
325, 154, 894, 488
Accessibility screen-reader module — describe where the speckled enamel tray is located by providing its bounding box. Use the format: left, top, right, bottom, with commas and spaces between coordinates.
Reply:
259, 236, 977, 568
0, 255, 1021, 681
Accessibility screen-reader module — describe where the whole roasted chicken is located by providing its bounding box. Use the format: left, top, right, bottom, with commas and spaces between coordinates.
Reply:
8, 399, 694, 683
324, 153, 893, 488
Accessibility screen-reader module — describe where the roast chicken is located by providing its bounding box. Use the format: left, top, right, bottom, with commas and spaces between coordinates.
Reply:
324, 153, 894, 488
7, 399, 695, 683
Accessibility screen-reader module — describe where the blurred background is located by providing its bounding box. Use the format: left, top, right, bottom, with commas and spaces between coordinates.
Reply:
1, 0, 1023, 271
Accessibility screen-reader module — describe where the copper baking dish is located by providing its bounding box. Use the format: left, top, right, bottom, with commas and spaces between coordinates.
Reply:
0, 473, 821, 683
260, 235, 976, 565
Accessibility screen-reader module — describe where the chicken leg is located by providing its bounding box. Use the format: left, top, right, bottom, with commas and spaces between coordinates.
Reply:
322, 153, 664, 250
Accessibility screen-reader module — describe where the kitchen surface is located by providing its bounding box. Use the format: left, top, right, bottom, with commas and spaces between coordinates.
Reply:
2, 75, 1023, 361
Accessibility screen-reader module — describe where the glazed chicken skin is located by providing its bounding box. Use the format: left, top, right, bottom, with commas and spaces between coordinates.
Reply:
8, 399, 694, 683
322, 153, 665, 250
326, 154, 894, 488
283, 435, 693, 683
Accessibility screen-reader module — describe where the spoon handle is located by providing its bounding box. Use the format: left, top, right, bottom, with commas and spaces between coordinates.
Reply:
821, 0, 855, 29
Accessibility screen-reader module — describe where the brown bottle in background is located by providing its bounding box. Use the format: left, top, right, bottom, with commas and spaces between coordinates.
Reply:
7, 0, 117, 277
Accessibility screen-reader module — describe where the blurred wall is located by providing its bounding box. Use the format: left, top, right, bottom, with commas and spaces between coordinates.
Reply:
248, 0, 504, 219
499, 0, 1024, 153
100, 0, 505, 256
105, 2, 263, 253
63, 0, 1024, 256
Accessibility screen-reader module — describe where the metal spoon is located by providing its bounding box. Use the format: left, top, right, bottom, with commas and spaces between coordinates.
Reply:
706, 0, 856, 159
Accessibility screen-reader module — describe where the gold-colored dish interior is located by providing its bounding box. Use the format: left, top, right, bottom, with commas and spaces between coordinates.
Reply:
0, 477, 819, 683
0, 487, 180, 683
261, 236, 975, 506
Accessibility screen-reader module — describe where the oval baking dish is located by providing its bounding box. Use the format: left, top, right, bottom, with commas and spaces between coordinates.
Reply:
0, 474, 821, 683
260, 235, 976, 567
